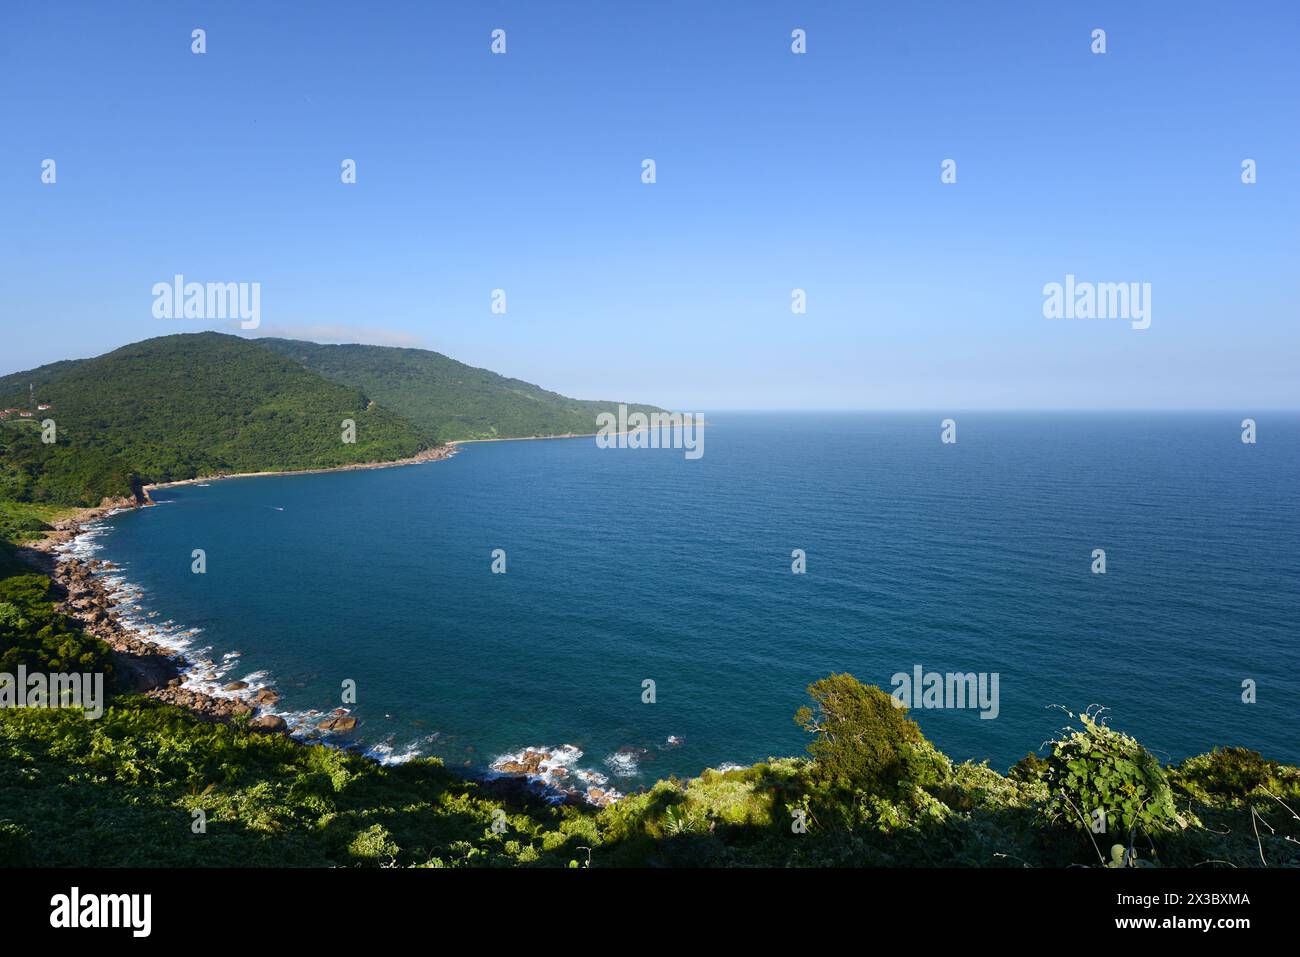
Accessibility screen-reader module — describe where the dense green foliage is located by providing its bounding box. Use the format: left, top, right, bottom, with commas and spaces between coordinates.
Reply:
0, 697, 602, 867
1042, 708, 1181, 840
0, 425, 137, 507
254, 337, 666, 443
0, 574, 114, 680
0, 332, 667, 506
1170, 746, 1298, 803
0, 333, 430, 501
793, 673, 942, 796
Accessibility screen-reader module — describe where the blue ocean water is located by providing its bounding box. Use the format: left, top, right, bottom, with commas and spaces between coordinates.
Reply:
85, 413, 1299, 793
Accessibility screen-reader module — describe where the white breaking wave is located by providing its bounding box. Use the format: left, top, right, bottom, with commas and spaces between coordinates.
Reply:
365, 739, 423, 766
490, 744, 624, 805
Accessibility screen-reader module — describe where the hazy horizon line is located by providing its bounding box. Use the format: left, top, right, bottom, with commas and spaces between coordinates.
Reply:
2, 334, 1296, 416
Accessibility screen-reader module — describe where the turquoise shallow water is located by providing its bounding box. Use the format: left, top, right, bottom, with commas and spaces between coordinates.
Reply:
84, 413, 1300, 795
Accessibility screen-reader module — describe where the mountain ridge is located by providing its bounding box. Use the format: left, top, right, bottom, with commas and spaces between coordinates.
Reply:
250, 336, 665, 444
0, 332, 665, 506
0, 333, 427, 503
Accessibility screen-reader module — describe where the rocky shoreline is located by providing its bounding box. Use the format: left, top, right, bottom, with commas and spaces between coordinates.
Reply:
13, 454, 619, 808
20, 498, 289, 731
15, 445, 459, 734
14, 446, 459, 729
490, 746, 620, 807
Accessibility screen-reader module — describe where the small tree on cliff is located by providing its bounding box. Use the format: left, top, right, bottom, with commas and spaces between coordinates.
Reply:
794, 673, 927, 793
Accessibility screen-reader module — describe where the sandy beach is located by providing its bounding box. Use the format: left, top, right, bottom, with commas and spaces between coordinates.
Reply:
141, 444, 457, 496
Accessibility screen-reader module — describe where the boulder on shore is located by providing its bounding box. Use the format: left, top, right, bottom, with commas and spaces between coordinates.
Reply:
318, 715, 358, 733
495, 749, 551, 775
249, 714, 289, 734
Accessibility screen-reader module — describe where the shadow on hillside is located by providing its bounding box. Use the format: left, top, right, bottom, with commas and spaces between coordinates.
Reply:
0, 744, 327, 867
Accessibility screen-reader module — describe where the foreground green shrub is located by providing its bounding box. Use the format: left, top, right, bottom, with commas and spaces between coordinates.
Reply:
794, 673, 936, 795
1169, 747, 1300, 804
1042, 708, 1181, 839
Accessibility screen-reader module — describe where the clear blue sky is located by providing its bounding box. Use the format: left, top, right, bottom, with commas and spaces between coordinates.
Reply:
3, 1, 1296, 409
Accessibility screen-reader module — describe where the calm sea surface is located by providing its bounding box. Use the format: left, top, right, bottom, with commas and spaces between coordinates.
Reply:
83, 413, 1300, 795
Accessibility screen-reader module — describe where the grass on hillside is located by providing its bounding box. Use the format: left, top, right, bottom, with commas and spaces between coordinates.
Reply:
0, 501, 78, 544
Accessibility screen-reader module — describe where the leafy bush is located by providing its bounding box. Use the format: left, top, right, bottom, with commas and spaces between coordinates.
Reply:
1042, 708, 1181, 839
794, 673, 935, 794
348, 823, 399, 862
1169, 747, 1300, 804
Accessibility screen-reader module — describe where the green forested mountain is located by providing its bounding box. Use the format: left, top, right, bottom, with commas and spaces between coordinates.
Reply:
254, 337, 665, 443
0, 331, 665, 507
0, 333, 429, 504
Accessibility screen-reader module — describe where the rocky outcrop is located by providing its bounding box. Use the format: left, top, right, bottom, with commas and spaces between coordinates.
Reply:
148, 684, 255, 722
22, 541, 185, 692
495, 748, 551, 775
318, 713, 358, 733
488, 747, 620, 808
21, 495, 147, 558
249, 714, 289, 734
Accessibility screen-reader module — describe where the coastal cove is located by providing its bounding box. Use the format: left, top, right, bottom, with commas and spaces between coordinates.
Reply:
57, 413, 1300, 800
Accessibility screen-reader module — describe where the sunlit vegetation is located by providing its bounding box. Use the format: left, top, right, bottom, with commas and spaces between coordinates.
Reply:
254, 337, 666, 444
0, 333, 431, 497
